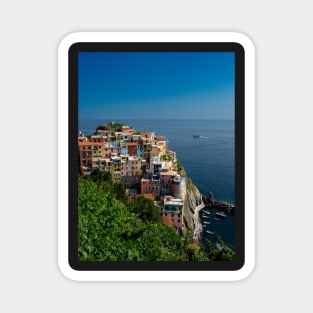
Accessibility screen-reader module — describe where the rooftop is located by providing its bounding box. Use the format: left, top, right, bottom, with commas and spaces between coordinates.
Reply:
90, 135, 103, 138
173, 175, 185, 183
141, 132, 154, 139
79, 142, 104, 147
150, 149, 160, 154
156, 136, 167, 141
164, 198, 184, 206
141, 193, 154, 200
160, 169, 177, 176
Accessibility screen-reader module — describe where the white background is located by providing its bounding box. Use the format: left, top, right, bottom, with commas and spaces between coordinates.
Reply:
0, 1, 312, 312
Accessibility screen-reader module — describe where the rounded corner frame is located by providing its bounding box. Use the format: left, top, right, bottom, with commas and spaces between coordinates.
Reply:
58, 31, 255, 282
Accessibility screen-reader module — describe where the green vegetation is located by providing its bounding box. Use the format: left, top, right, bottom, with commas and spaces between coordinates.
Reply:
176, 157, 183, 174
129, 195, 160, 223
206, 238, 235, 261
162, 154, 173, 162
78, 175, 210, 261
96, 122, 129, 133
79, 171, 235, 261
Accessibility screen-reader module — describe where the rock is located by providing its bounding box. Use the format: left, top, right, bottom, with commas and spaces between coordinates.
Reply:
208, 191, 214, 205
183, 176, 204, 241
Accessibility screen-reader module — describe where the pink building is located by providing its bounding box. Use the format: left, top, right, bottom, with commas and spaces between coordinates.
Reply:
104, 143, 121, 158
159, 168, 177, 194
141, 178, 152, 194
160, 196, 184, 230
141, 176, 160, 200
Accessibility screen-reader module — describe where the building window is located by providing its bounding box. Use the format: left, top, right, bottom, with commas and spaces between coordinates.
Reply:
171, 214, 174, 217
178, 219, 180, 223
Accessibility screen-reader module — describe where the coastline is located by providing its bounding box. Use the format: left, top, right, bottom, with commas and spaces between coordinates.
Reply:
78, 120, 235, 249
193, 201, 205, 241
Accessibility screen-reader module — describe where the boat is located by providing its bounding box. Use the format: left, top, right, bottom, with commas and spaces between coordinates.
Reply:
216, 211, 227, 218
206, 230, 214, 235
193, 134, 208, 139
203, 221, 210, 224
202, 215, 209, 218
203, 210, 211, 215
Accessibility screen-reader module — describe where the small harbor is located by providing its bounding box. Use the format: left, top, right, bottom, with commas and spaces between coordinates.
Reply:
199, 196, 235, 250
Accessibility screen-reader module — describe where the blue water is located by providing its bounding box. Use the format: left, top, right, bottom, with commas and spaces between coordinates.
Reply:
79, 118, 235, 248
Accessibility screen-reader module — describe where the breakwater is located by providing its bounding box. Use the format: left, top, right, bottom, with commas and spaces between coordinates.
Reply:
202, 192, 235, 215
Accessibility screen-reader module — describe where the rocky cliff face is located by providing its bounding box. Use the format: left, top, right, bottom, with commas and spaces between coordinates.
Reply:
182, 171, 204, 241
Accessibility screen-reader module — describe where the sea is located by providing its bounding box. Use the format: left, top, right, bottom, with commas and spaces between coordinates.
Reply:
79, 118, 235, 249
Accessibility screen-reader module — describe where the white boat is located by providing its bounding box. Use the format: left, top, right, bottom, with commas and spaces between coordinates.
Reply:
216, 212, 227, 218
206, 230, 214, 235
203, 221, 210, 224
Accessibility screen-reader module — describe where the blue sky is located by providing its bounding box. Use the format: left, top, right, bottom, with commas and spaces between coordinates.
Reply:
78, 52, 234, 120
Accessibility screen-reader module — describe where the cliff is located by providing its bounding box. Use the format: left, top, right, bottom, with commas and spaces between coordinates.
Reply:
181, 169, 205, 241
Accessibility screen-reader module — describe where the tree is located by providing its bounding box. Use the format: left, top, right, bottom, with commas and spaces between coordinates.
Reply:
113, 181, 127, 203
90, 168, 112, 184
78, 177, 213, 261
206, 238, 235, 261
129, 196, 160, 223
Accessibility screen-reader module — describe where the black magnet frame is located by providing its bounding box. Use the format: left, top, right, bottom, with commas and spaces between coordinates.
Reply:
68, 42, 245, 271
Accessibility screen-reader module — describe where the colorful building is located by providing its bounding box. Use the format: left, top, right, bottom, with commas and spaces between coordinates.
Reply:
161, 196, 184, 230
111, 156, 121, 181
141, 177, 152, 194
127, 142, 138, 156
121, 156, 142, 177
79, 142, 104, 174
78, 123, 186, 233
104, 142, 120, 158
90, 135, 104, 143
159, 168, 177, 195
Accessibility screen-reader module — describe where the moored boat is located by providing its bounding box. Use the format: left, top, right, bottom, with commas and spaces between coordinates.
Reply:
216, 211, 227, 218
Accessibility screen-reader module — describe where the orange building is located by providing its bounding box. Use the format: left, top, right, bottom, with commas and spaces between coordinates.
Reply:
78, 142, 104, 174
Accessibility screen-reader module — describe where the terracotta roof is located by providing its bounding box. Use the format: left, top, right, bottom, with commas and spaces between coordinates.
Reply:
156, 136, 167, 141
141, 193, 154, 200
127, 142, 138, 146
79, 142, 104, 146
150, 149, 160, 154
140, 132, 153, 138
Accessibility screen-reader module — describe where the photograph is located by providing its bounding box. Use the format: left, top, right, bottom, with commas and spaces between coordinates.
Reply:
76, 50, 236, 263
